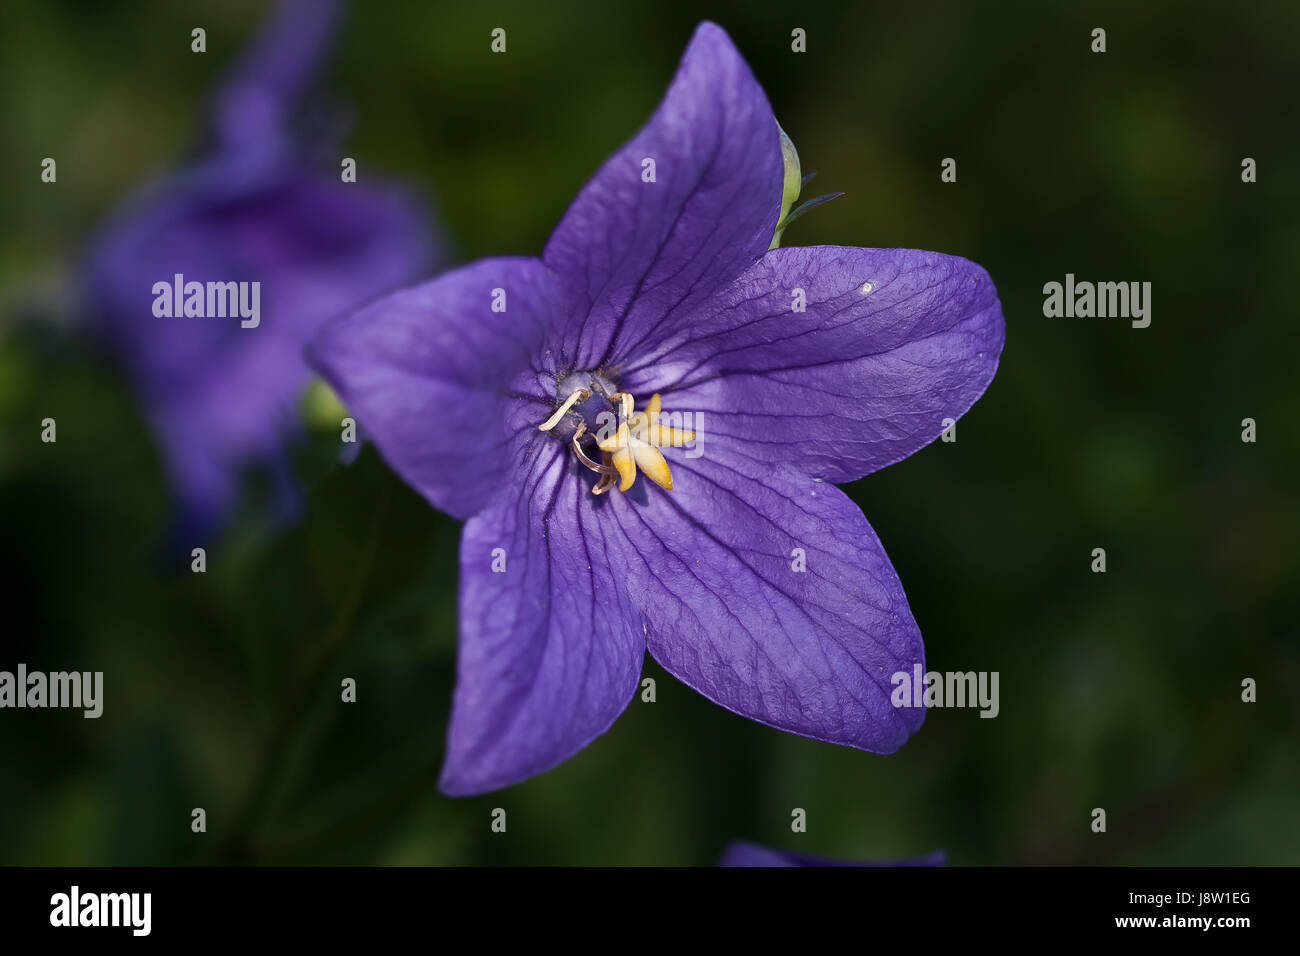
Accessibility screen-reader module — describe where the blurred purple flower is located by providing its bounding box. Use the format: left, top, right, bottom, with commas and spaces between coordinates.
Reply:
720, 841, 947, 867
310, 22, 1004, 795
86, 0, 437, 540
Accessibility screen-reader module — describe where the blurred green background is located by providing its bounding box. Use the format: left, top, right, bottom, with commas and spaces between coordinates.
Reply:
1, 0, 1297, 865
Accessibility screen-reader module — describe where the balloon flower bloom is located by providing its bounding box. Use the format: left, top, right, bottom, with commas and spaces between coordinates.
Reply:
310, 22, 1004, 795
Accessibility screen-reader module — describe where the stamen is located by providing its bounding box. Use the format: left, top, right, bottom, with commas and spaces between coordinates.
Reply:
609, 392, 634, 422
591, 450, 618, 495
570, 422, 614, 475
592, 470, 617, 495
540, 384, 695, 496
537, 387, 591, 431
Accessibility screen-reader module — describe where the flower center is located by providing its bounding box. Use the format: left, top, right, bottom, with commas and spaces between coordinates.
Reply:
537, 372, 695, 495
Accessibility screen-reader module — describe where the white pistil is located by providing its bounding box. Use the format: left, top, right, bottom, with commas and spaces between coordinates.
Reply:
537, 387, 591, 432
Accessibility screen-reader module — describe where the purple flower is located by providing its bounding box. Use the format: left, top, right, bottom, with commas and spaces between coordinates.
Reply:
720, 841, 947, 867
309, 22, 1004, 795
86, 0, 436, 539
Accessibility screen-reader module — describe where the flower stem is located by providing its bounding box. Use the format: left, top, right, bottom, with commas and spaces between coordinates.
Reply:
214, 482, 393, 863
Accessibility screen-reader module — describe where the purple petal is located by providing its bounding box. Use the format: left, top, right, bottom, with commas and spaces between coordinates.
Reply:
308, 258, 562, 521
601, 445, 925, 754
211, 0, 342, 150
543, 21, 784, 370
621, 245, 1004, 484
87, 163, 434, 534
719, 842, 798, 867
440, 447, 646, 796
720, 841, 947, 867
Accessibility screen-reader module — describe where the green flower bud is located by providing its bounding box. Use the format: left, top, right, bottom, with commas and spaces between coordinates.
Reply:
771, 121, 802, 249
301, 377, 349, 430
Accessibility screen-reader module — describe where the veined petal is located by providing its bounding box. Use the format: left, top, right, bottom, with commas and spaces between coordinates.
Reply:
603, 445, 926, 753
620, 245, 1005, 484
441, 446, 645, 796
543, 21, 784, 370
307, 257, 559, 520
